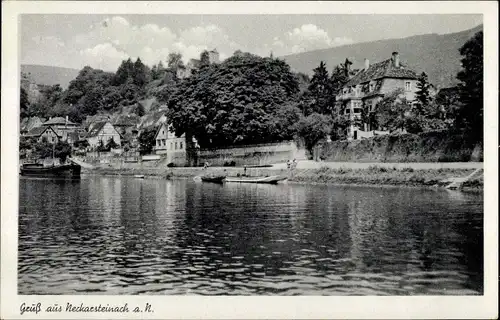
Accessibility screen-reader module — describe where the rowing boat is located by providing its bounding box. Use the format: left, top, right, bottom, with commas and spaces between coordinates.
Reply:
200, 175, 226, 184
224, 175, 286, 184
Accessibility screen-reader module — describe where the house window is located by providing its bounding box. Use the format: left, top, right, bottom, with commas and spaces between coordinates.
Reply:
353, 108, 362, 114
162, 139, 166, 146
170, 142, 173, 150
180, 142, 183, 150
405, 81, 411, 91
345, 109, 351, 114
175, 142, 178, 150
157, 139, 160, 147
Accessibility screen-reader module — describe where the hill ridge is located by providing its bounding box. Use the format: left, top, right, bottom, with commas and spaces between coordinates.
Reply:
281, 24, 483, 89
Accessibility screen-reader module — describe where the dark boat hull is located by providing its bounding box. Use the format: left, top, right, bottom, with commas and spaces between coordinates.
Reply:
201, 175, 226, 184
20, 164, 81, 178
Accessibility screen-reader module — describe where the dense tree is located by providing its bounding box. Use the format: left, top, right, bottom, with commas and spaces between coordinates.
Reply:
102, 86, 122, 110
375, 89, 411, 132
294, 113, 332, 156
150, 64, 159, 80
133, 57, 148, 88
200, 50, 210, 67
456, 31, 483, 139
113, 58, 134, 85
167, 53, 184, 70
30, 139, 72, 161
20, 87, 30, 119
134, 102, 145, 117
303, 61, 333, 115
167, 53, 300, 147
138, 127, 157, 155
434, 87, 461, 124
415, 72, 432, 114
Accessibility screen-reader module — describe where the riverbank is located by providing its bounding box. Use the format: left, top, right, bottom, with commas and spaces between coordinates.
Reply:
83, 164, 483, 189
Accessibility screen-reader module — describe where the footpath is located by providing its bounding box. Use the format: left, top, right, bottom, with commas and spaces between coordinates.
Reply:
82, 159, 484, 189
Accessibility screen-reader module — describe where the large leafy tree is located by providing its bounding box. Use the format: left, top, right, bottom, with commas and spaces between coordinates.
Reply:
138, 127, 157, 155
456, 31, 483, 139
167, 53, 184, 70
294, 113, 332, 156
375, 89, 411, 132
167, 53, 300, 148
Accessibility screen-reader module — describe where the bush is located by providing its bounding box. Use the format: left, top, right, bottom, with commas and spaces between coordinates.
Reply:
167, 162, 176, 167
223, 160, 236, 167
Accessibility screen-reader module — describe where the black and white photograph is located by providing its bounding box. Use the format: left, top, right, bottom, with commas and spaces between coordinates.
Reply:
1, 1, 498, 319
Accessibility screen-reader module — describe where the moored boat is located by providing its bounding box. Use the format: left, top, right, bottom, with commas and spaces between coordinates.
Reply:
201, 175, 226, 184
20, 163, 81, 178
224, 175, 286, 184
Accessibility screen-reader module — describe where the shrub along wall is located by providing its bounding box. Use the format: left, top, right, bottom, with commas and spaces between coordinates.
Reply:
318, 131, 483, 162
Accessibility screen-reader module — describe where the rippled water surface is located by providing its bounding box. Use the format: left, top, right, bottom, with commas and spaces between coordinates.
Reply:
19, 176, 483, 295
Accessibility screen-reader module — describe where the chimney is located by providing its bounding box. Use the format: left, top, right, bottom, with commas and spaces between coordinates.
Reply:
392, 52, 400, 68
364, 58, 370, 71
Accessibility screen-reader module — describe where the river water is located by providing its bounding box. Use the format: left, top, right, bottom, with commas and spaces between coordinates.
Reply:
18, 176, 483, 295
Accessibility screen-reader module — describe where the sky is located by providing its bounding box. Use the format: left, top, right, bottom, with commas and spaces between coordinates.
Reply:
20, 14, 482, 72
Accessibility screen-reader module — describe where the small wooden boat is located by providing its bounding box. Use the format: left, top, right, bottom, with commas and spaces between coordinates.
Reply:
224, 175, 286, 184
201, 175, 226, 184
134, 175, 145, 179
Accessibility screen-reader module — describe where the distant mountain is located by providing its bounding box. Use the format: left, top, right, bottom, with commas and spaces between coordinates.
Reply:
281, 25, 483, 89
21, 64, 80, 89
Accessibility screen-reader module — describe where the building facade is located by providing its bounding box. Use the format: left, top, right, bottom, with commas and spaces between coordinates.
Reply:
42, 116, 80, 141
24, 126, 60, 144
86, 121, 122, 148
154, 123, 189, 166
335, 52, 418, 140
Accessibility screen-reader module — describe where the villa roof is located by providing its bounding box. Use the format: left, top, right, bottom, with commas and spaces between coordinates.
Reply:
344, 58, 417, 87
43, 116, 77, 126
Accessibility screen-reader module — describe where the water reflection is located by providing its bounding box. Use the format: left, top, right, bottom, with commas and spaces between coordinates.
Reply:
19, 177, 483, 295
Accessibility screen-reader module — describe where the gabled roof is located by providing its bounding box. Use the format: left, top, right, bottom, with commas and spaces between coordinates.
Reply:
344, 58, 417, 87
25, 125, 59, 138
154, 122, 169, 139
86, 121, 122, 139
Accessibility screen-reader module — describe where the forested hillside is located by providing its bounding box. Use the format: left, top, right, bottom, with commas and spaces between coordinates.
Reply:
282, 24, 483, 89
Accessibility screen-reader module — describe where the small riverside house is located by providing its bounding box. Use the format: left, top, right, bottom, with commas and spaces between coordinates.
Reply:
42, 116, 79, 140
154, 123, 186, 155
24, 126, 60, 144
86, 121, 122, 148
335, 52, 418, 140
